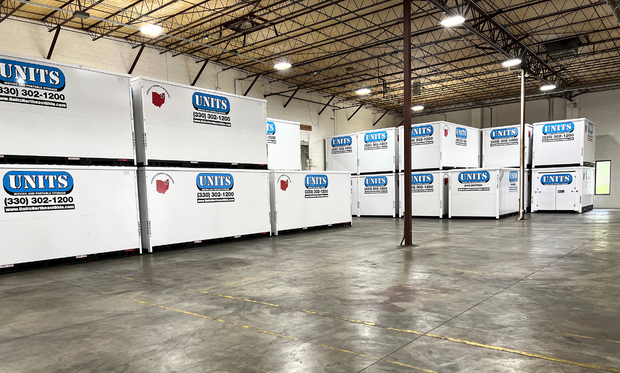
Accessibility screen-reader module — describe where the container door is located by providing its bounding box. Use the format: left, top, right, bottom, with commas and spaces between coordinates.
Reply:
534, 175, 556, 210
555, 184, 576, 211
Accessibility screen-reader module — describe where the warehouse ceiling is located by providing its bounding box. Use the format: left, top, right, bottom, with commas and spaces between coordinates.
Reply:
1, 0, 619, 115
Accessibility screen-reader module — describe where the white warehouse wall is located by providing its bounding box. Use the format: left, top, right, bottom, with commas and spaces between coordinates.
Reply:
0, 18, 398, 171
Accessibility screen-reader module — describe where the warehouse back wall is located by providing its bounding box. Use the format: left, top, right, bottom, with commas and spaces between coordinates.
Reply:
1, 17, 617, 208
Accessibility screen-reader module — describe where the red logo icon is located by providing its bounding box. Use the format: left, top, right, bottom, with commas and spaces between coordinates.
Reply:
152, 92, 166, 108
156, 179, 170, 194
443, 125, 449, 137
277, 175, 291, 191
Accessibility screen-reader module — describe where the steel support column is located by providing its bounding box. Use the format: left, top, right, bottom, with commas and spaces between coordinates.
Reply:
518, 69, 526, 221
403, 0, 412, 245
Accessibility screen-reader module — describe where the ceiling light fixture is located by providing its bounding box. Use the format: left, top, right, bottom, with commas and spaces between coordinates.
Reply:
73, 10, 90, 19
355, 87, 371, 95
140, 24, 163, 38
411, 105, 424, 111
540, 84, 557, 91
274, 62, 292, 70
440, 15, 465, 27
501, 58, 522, 68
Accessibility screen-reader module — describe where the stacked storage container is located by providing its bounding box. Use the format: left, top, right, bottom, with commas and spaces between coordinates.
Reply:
325, 128, 399, 217
532, 119, 596, 213
267, 118, 301, 171
0, 53, 141, 267
268, 119, 351, 234
357, 128, 399, 217
132, 77, 271, 251
468, 124, 534, 215
449, 168, 521, 219
398, 122, 480, 218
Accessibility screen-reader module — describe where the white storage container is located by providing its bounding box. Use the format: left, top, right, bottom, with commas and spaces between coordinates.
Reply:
482, 124, 533, 168
138, 167, 270, 251
325, 133, 358, 174
399, 171, 449, 218
131, 77, 267, 166
269, 171, 351, 235
351, 176, 360, 217
449, 168, 519, 219
0, 165, 141, 266
533, 118, 596, 168
267, 118, 301, 170
399, 122, 480, 171
0, 53, 135, 161
358, 128, 399, 174
358, 173, 398, 217
532, 167, 594, 213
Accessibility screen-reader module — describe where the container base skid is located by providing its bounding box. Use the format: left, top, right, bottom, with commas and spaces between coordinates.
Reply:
0, 248, 140, 274
274, 221, 351, 236
142, 159, 268, 170
533, 205, 594, 214
0, 154, 135, 166
150, 232, 271, 253
449, 211, 519, 220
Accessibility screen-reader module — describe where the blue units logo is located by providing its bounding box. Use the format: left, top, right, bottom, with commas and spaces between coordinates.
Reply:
587, 122, 594, 134
267, 121, 276, 134
192, 92, 230, 114
541, 174, 573, 185
3, 171, 73, 195
0, 59, 66, 91
364, 131, 388, 143
305, 175, 328, 188
542, 122, 574, 134
196, 173, 234, 190
456, 127, 467, 139
509, 171, 519, 183
458, 171, 490, 183
411, 125, 433, 137
412, 174, 433, 184
491, 128, 518, 139
331, 136, 352, 147
365, 176, 388, 186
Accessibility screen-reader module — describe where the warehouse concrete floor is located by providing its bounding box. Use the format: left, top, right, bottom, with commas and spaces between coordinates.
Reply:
1, 211, 620, 373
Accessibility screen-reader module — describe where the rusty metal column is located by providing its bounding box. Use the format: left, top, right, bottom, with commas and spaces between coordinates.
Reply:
518, 69, 526, 220
403, 0, 413, 245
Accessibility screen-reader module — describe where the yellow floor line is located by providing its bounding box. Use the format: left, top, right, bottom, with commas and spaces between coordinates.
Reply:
566, 333, 620, 345
425, 333, 620, 373
75, 268, 149, 283
104, 293, 436, 373
451, 269, 517, 277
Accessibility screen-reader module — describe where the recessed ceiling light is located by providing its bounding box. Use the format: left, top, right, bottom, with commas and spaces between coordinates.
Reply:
274, 62, 292, 70
440, 15, 465, 27
140, 24, 163, 38
501, 58, 522, 68
540, 84, 557, 91
355, 87, 371, 95
411, 105, 424, 111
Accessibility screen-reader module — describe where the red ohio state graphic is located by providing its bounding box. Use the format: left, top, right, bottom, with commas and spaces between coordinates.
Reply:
280, 179, 289, 191
156, 179, 170, 194
152, 92, 166, 107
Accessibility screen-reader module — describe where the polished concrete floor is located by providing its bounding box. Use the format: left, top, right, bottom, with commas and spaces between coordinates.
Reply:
1, 211, 620, 373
